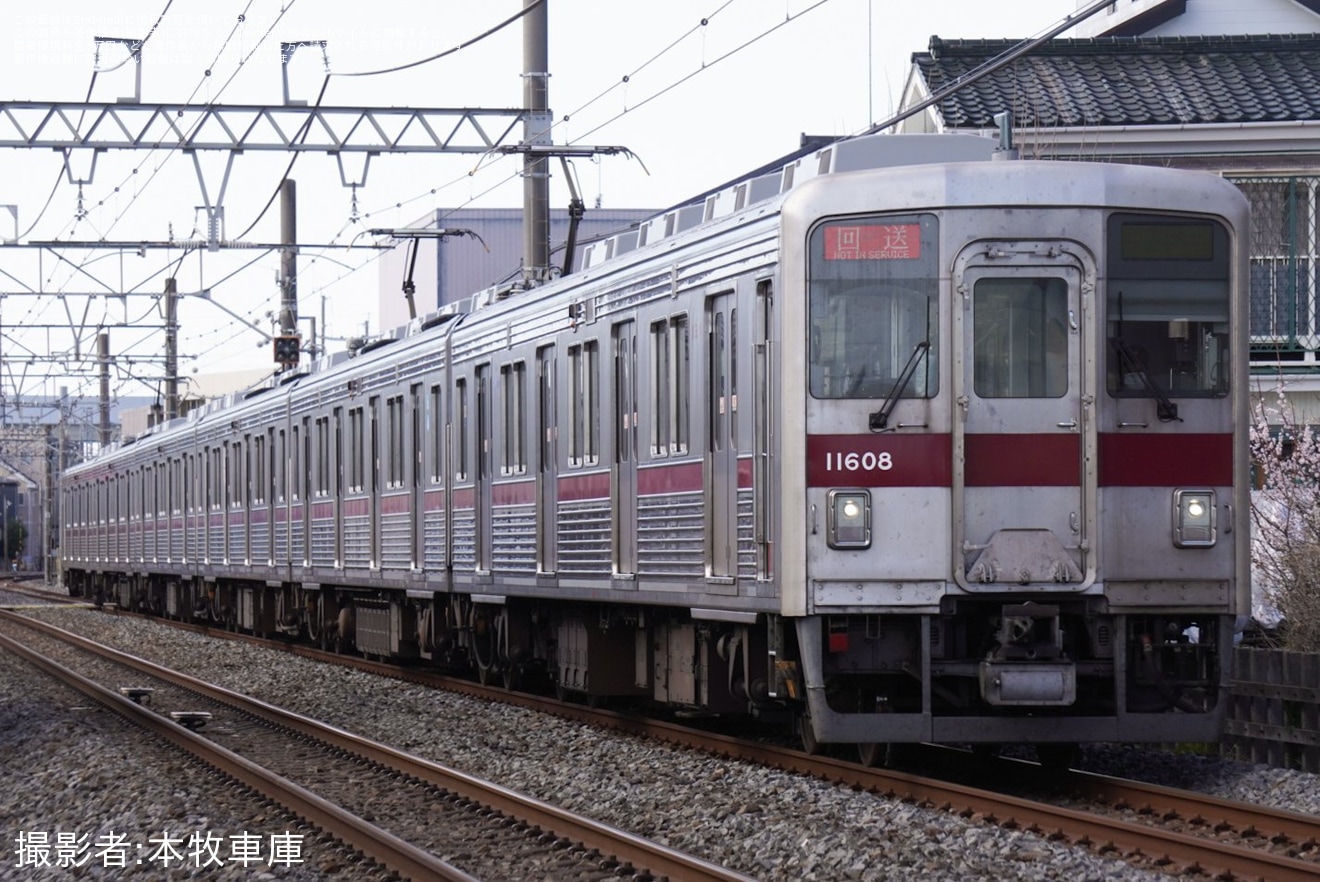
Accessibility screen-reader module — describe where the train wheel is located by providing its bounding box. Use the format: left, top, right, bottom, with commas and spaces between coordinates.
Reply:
1035, 743, 1078, 771
798, 711, 823, 755
857, 742, 889, 767
502, 665, 521, 691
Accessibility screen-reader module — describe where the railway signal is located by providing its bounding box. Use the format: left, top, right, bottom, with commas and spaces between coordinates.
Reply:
273, 334, 302, 367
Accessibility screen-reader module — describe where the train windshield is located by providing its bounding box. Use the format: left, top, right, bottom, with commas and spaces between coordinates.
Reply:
808, 214, 939, 399
1105, 214, 1231, 398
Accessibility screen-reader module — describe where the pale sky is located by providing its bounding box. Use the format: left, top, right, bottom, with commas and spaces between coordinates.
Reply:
0, 0, 1077, 408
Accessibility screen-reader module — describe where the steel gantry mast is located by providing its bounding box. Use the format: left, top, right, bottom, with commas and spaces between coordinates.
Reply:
0, 0, 641, 420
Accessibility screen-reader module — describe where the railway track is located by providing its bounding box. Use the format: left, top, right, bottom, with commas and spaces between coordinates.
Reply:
16, 603, 1320, 881
0, 576, 81, 607
0, 609, 757, 882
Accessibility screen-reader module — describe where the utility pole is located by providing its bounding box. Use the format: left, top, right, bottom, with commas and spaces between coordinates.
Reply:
522, 0, 550, 286
280, 179, 298, 337
98, 332, 112, 447
274, 179, 301, 368
164, 277, 179, 421
43, 423, 52, 577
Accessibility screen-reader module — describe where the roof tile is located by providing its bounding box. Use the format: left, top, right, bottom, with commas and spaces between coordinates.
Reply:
915, 34, 1320, 128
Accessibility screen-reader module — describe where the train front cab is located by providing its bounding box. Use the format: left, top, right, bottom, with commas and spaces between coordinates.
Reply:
778, 160, 1250, 751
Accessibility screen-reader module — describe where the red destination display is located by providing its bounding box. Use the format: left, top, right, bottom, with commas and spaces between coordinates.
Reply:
823, 223, 921, 260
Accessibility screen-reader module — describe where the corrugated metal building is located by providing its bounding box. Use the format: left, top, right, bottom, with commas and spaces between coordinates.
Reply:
377, 207, 657, 330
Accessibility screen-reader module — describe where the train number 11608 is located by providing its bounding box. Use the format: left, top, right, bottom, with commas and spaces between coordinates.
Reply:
823, 450, 894, 472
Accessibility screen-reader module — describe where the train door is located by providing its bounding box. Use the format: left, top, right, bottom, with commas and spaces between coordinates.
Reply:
410, 383, 424, 570
334, 407, 345, 569
369, 396, 381, 569
299, 417, 311, 567
266, 428, 277, 566
613, 320, 638, 577
706, 290, 738, 583
536, 344, 558, 574
951, 242, 1097, 589
475, 363, 492, 572
753, 279, 774, 580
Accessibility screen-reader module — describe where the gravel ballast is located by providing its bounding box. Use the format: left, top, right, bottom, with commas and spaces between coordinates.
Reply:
5, 599, 1316, 881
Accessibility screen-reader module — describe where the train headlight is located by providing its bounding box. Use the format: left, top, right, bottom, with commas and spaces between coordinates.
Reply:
1173, 489, 1216, 548
827, 490, 871, 549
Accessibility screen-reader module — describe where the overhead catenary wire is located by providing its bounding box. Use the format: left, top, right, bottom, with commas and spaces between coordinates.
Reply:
9, 1, 847, 399
17, 2, 299, 396
26, 1, 283, 371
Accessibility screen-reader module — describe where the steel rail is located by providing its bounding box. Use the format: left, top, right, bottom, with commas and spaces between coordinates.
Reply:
1, 611, 759, 882
1064, 765, 1320, 849
42, 606, 1320, 882
0, 627, 479, 882
249, 629, 1320, 882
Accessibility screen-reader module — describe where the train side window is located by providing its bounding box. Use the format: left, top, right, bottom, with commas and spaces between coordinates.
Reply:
242, 438, 251, 507
300, 418, 311, 501
568, 341, 600, 467
649, 317, 688, 457
1105, 214, 1231, 398
315, 417, 331, 498
232, 441, 244, 509
501, 362, 526, 475
651, 319, 671, 457
290, 424, 301, 502
455, 377, 469, 481
207, 447, 218, 510
333, 407, 345, 496
275, 430, 285, 504
730, 307, 738, 447
387, 395, 405, 488
370, 396, 382, 494
430, 384, 444, 484
348, 407, 365, 493
674, 316, 690, 454
537, 345, 556, 472
569, 346, 583, 467
808, 214, 940, 399
254, 433, 267, 506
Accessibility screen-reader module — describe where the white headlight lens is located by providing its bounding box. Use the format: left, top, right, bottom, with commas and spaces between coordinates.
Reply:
828, 490, 871, 549
1173, 490, 1215, 548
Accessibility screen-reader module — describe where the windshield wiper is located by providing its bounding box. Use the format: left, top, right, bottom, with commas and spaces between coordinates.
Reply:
870, 341, 929, 432
1111, 337, 1182, 422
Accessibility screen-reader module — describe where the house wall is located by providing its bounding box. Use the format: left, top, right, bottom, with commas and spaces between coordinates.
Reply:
1072, 0, 1319, 38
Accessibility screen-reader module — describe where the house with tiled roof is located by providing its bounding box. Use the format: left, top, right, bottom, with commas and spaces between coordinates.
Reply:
895, 0, 1320, 412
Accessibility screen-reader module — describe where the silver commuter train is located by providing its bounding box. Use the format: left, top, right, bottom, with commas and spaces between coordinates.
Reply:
61, 133, 1250, 757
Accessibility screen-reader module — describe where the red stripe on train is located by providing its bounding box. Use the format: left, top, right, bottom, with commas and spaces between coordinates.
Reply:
381, 493, 411, 515
807, 432, 1233, 488
738, 457, 754, 489
558, 471, 611, 502
1098, 433, 1233, 486
807, 434, 952, 487
638, 461, 702, 495
966, 434, 1080, 486
492, 480, 536, 507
